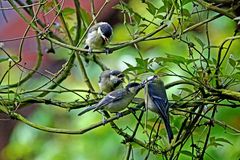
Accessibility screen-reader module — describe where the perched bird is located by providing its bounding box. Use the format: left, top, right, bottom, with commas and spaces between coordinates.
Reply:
99, 70, 124, 93
78, 82, 143, 116
84, 22, 113, 53
144, 77, 173, 142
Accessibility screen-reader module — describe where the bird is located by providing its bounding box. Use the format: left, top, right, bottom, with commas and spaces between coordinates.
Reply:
98, 70, 124, 93
144, 77, 173, 143
84, 22, 113, 53
78, 82, 143, 116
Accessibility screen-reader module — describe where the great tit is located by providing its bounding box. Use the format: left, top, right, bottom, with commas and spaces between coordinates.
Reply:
84, 22, 113, 53
99, 70, 124, 93
78, 82, 143, 116
144, 77, 173, 142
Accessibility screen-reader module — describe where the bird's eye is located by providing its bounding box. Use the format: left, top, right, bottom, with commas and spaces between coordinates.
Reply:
117, 74, 124, 78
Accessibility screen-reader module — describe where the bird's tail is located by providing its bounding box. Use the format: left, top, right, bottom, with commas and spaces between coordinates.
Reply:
78, 106, 96, 116
162, 116, 174, 143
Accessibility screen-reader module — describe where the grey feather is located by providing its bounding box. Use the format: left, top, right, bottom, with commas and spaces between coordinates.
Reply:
78, 106, 96, 116
145, 78, 173, 142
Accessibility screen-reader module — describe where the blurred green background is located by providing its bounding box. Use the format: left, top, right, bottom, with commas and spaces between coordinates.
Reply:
1, 0, 240, 160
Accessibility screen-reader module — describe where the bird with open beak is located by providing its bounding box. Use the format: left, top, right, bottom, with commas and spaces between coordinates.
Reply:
98, 70, 125, 93
84, 22, 113, 53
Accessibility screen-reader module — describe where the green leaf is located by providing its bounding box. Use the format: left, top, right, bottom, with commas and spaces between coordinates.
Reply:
186, 59, 200, 65
113, 2, 142, 24
140, 148, 147, 155
136, 58, 145, 66
131, 142, 142, 148
154, 66, 169, 74
178, 87, 193, 93
155, 56, 185, 65
208, 137, 225, 148
172, 94, 181, 101
0, 105, 8, 113
157, 6, 166, 14
163, 0, 173, 10
180, 150, 194, 157
136, 58, 148, 69
237, 59, 240, 64
112, 4, 122, 10
134, 13, 142, 24
0, 55, 18, 63
182, 9, 191, 17
166, 54, 187, 64
194, 36, 205, 48
80, 8, 91, 26
146, 2, 157, 15
215, 138, 233, 146
229, 57, 236, 67
124, 66, 143, 72
182, 0, 194, 6
61, 7, 75, 17
212, 57, 217, 64
0, 56, 10, 63
156, 14, 164, 19
113, 2, 133, 15
145, 123, 157, 133
123, 61, 134, 68
209, 142, 223, 147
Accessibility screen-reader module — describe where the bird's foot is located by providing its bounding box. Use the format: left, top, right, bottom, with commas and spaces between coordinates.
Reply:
85, 47, 93, 56
116, 112, 123, 118
98, 91, 105, 98
102, 117, 108, 125
128, 107, 137, 114
104, 47, 112, 54
128, 107, 145, 113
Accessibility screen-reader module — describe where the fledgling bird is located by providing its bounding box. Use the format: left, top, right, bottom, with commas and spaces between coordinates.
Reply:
78, 82, 143, 116
99, 70, 124, 93
144, 77, 173, 143
84, 22, 113, 53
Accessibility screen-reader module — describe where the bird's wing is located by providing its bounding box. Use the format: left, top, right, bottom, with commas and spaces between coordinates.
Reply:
147, 82, 169, 118
147, 82, 173, 142
94, 90, 125, 110
78, 105, 96, 116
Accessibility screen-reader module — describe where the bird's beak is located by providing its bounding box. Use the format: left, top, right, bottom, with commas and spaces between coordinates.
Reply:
118, 74, 125, 83
117, 73, 124, 80
139, 83, 145, 89
142, 75, 158, 85
98, 27, 109, 43
102, 35, 109, 43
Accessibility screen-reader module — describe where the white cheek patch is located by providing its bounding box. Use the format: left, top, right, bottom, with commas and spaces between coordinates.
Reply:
85, 30, 97, 44
110, 75, 117, 81
147, 76, 155, 81
98, 27, 104, 37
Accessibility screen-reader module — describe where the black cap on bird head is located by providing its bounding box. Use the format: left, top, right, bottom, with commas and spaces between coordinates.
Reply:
99, 22, 113, 42
110, 70, 124, 79
126, 82, 144, 93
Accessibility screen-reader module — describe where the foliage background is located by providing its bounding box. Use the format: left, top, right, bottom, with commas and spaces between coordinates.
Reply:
0, 0, 240, 160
